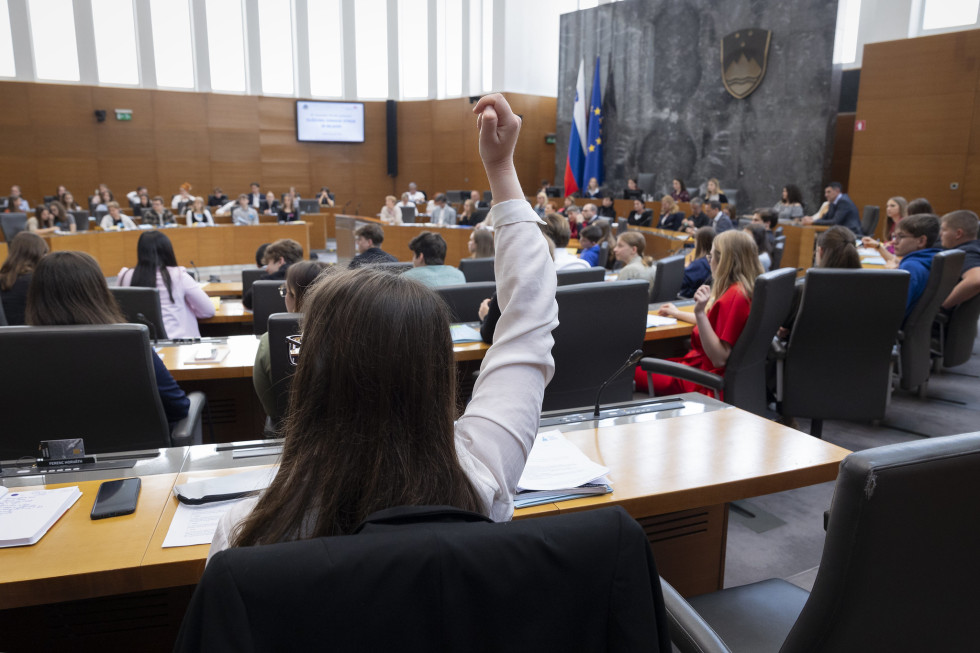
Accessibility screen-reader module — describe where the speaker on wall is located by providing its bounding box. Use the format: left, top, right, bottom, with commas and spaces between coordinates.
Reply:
386, 100, 397, 177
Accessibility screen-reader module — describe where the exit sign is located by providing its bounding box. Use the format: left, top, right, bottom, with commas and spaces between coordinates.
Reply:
115, 109, 133, 121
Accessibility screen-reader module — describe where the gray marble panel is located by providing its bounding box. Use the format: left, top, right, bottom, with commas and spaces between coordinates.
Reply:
556, 0, 841, 213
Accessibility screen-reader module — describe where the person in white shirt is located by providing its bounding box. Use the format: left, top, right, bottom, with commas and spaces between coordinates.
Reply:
406, 182, 426, 203
171, 183, 194, 211
208, 93, 557, 561
185, 197, 215, 227
99, 201, 137, 230
232, 194, 259, 225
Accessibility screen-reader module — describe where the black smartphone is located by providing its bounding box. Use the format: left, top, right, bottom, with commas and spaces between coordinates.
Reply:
90, 478, 141, 520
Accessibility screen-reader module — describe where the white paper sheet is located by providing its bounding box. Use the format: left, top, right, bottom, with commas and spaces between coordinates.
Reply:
517, 430, 609, 492
647, 314, 678, 328
162, 498, 246, 548
450, 324, 483, 343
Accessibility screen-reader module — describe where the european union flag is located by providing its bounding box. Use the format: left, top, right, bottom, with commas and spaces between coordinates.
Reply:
583, 56, 603, 186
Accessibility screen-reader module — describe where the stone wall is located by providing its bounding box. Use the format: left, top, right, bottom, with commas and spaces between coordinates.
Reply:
556, 0, 840, 213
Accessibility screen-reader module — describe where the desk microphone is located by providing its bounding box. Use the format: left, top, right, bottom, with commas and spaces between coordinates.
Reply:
135, 312, 158, 344
593, 349, 644, 418
343, 200, 352, 214
355, 203, 361, 216
189, 259, 201, 282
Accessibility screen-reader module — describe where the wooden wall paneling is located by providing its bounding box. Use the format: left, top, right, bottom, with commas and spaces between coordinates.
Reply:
35, 159, 99, 203
209, 161, 262, 197
0, 82, 31, 125
99, 159, 159, 201
830, 113, 854, 191
848, 154, 967, 216
206, 94, 259, 130
27, 84, 94, 126
857, 31, 980, 101
852, 95, 974, 156
154, 128, 211, 160
154, 160, 211, 202
257, 96, 297, 131
154, 91, 208, 128
965, 49, 980, 212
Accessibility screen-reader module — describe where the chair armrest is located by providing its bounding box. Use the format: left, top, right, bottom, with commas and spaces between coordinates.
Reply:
639, 357, 724, 391
770, 336, 787, 360
934, 312, 949, 327
171, 391, 206, 447
661, 578, 732, 653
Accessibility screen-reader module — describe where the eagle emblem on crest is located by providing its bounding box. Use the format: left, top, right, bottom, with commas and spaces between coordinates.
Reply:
721, 29, 772, 99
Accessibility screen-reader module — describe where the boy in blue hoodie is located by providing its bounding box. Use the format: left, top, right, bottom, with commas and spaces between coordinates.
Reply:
886, 213, 941, 321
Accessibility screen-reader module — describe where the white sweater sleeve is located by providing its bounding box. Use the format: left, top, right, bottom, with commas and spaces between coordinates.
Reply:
454, 199, 558, 522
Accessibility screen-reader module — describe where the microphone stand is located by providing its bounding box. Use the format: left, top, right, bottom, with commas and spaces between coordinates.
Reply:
593, 349, 645, 418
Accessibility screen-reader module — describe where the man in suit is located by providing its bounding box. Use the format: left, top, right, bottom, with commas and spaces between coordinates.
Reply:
349, 223, 398, 269
470, 190, 490, 209
581, 203, 600, 226
247, 182, 262, 209
430, 193, 457, 225
706, 200, 733, 233
805, 182, 862, 235
682, 198, 710, 234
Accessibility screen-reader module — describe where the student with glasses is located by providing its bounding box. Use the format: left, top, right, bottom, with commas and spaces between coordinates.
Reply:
208, 94, 558, 560
252, 260, 330, 421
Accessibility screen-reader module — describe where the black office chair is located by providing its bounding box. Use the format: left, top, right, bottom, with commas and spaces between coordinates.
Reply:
773, 269, 909, 438
616, 218, 628, 235
175, 505, 671, 653
556, 267, 605, 286
771, 235, 786, 269
458, 257, 495, 282
662, 430, 980, 653
252, 280, 287, 336
241, 268, 266, 297
649, 253, 685, 302
0, 297, 7, 326
266, 312, 302, 426
109, 287, 169, 341
935, 292, 980, 369
371, 261, 413, 273
399, 205, 416, 224
896, 249, 964, 395
639, 268, 796, 416
597, 240, 610, 268
861, 205, 880, 238
298, 199, 320, 214
545, 280, 649, 411
471, 207, 490, 224
435, 282, 496, 323
69, 210, 90, 231
1, 213, 28, 241
0, 324, 205, 459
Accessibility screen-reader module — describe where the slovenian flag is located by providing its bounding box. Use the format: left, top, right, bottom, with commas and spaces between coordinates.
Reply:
583, 56, 603, 186
563, 60, 586, 197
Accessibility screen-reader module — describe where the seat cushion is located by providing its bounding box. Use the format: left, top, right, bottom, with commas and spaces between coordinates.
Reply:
686, 579, 809, 653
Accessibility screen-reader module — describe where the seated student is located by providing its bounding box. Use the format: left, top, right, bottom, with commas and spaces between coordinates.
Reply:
637, 230, 763, 395
772, 184, 805, 221
623, 177, 644, 200
871, 213, 942, 321
744, 223, 773, 271
100, 201, 137, 230
680, 198, 710, 234
583, 177, 602, 199
751, 208, 779, 246
350, 224, 398, 269
939, 210, 980, 310
468, 228, 495, 259
656, 195, 685, 231
262, 191, 281, 216
117, 231, 216, 338
597, 195, 616, 218
565, 205, 584, 238
803, 182, 862, 236
533, 191, 549, 216
706, 200, 733, 233
317, 187, 335, 207
131, 189, 152, 213
232, 194, 259, 225
61, 191, 84, 212
143, 196, 175, 227
185, 197, 214, 227
907, 197, 933, 216
253, 260, 330, 421
171, 183, 194, 212
278, 195, 300, 223
402, 231, 466, 287
28, 251, 189, 424
577, 224, 603, 267
540, 212, 589, 272
379, 195, 402, 225
26, 205, 58, 235
613, 232, 655, 292
47, 202, 76, 233
701, 178, 728, 204
208, 187, 229, 207
243, 238, 304, 309
679, 227, 715, 298
208, 93, 557, 559
627, 199, 653, 227
0, 231, 48, 325
670, 178, 691, 203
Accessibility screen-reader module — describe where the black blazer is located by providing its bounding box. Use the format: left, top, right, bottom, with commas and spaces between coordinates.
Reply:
627, 209, 653, 227
174, 505, 671, 653
815, 194, 863, 236
658, 211, 685, 232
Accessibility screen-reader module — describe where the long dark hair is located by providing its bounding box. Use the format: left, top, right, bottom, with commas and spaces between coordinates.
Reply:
285, 260, 329, 312
784, 184, 804, 205
231, 268, 483, 547
0, 231, 49, 291
26, 251, 125, 326
817, 226, 861, 269
130, 231, 179, 302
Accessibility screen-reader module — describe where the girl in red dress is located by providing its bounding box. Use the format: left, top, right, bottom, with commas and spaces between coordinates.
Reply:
637, 229, 764, 395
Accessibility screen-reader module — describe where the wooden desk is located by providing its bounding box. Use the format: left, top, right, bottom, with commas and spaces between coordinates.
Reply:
158, 335, 260, 382
199, 300, 250, 324
43, 223, 311, 276
201, 281, 242, 298
630, 225, 693, 259
334, 214, 474, 267
0, 404, 849, 617
780, 223, 829, 273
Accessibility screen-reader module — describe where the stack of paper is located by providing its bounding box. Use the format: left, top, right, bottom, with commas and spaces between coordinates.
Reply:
515, 431, 612, 508
647, 314, 678, 328
0, 486, 82, 548
450, 324, 483, 343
